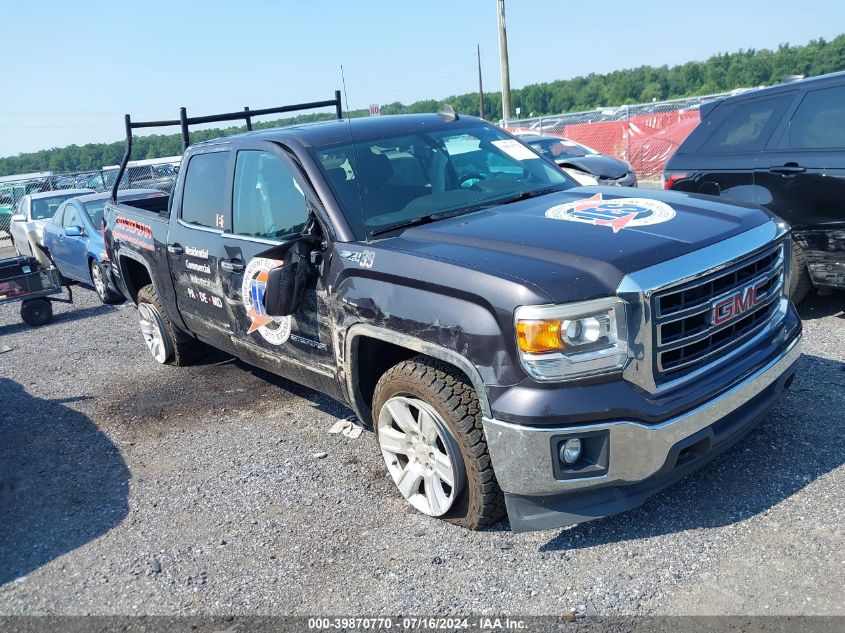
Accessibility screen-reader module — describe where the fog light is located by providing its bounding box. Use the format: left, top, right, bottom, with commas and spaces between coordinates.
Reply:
560, 438, 583, 465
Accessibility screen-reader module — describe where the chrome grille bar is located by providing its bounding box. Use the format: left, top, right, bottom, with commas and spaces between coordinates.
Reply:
653, 241, 786, 379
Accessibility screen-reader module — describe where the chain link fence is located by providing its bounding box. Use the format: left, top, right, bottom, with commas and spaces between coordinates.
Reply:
0, 160, 180, 241
501, 89, 757, 186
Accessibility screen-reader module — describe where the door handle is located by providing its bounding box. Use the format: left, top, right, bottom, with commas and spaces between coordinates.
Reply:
769, 164, 806, 175
220, 259, 245, 273
167, 244, 184, 256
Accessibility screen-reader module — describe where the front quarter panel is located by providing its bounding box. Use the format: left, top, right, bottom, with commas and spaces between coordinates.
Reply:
332, 243, 545, 390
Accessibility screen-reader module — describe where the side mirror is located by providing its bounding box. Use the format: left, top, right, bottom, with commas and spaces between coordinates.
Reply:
263, 239, 314, 317
264, 262, 302, 317
64, 225, 84, 237
11, 214, 25, 222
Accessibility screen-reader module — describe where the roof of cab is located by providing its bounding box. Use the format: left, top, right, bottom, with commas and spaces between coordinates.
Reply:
28, 188, 93, 200
191, 113, 488, 150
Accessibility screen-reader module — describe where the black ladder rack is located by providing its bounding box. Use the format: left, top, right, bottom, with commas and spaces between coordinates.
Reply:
112, 90, 343, 200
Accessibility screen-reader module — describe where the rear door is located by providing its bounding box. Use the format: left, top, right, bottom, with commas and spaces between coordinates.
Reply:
166, 147, 234, 342
218, 141, 337, 389
754, 83, 845, 229
671, 93, 794, 203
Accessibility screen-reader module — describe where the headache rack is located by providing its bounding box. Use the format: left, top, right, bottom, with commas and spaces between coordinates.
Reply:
112, 90, 343, 200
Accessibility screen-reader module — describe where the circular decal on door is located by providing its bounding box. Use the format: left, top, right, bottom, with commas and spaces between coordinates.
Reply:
241, 257, 292, 346
545, 193, 676, 233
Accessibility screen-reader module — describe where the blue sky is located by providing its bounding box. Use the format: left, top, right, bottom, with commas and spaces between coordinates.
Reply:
1, 0, 842, 157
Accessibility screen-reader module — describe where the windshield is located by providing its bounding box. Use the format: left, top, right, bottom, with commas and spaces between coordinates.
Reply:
311, 122, 574, 238
527, 138, 594, 160
31, 193, 81, 220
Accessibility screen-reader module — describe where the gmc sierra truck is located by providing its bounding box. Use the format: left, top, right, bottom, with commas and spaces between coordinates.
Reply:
103, 96, 802, 533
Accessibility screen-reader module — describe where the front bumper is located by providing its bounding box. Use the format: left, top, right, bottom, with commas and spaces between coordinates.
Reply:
483, 333, 802, 532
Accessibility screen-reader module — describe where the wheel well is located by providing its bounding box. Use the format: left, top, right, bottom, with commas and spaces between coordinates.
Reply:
121, 256, 152, 303
354, 337, 418, 414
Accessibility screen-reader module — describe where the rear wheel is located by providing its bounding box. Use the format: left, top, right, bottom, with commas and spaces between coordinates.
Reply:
136, 284, 202, 365
372, 356, 505, 529
788, 239, 812, 304
20, 298, 53, 326
90, 260, 122, 304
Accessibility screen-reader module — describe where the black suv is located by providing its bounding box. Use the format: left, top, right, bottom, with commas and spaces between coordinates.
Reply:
665, 71, 845, 301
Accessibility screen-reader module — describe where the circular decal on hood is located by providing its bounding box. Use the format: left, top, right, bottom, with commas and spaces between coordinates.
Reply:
242, 257, 292, 346
545, 193, 676, 233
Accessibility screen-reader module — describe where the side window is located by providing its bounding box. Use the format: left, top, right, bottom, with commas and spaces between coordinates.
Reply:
699, 95, 792, 154
54, 203, 66, 225
181, 151, 230, 229
232, 151, 308, 240
788, 85, 845, 149
62, 203, 81, 228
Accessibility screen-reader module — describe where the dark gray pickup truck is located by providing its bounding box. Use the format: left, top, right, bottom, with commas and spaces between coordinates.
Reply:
104, 98, 802, 532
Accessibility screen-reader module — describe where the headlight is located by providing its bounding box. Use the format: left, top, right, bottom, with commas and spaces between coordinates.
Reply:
783, 236, 794, 297
515, 297, 629, 382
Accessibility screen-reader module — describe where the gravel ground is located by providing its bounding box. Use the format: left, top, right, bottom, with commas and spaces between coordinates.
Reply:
0, 239, 843, 616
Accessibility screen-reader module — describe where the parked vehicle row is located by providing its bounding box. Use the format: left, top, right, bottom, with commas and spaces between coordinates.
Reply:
0, 160, 179, 235
665, 70, 845, 302
41, 190, 167, 303
8, 189, 94, 256
101, 98, 800, 533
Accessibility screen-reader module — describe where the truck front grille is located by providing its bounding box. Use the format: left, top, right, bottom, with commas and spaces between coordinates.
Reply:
652, 241, 785, 380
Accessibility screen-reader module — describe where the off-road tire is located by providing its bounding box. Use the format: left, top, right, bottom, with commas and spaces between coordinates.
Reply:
136, 284, 204, 366
789, 239, 813, 304
20, 298, 52, 326
372, 355, 506, 529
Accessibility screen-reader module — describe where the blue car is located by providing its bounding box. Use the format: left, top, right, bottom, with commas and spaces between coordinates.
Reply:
42, 189, 167, 304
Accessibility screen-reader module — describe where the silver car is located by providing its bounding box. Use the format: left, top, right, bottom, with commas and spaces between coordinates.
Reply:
9, 189, 94, 256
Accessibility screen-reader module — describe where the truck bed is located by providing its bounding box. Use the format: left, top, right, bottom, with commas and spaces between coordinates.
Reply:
110, 194, 170, 216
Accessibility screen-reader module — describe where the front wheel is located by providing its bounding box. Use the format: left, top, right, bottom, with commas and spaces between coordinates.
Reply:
372, 356, 505, 529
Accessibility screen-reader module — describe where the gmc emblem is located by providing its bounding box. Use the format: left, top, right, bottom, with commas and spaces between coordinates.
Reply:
711, 278, 769, 326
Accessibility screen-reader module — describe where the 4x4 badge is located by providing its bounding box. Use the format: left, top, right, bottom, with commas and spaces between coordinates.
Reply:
545, 193, 676, 233
340, 249, 376, 268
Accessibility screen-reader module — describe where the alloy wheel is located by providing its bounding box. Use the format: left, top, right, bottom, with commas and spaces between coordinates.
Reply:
138, 302, 167, 363
91, 263, 107, 299
377, 395, 464, 516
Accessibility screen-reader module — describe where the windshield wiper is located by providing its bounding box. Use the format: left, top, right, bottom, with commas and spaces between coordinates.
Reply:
369, 186, 567, 236
493, 185, 568, 206
369, 209, 470, 237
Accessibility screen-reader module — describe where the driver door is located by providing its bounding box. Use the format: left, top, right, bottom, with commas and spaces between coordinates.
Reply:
57, 201, 89, 282
219, 142, 336, 393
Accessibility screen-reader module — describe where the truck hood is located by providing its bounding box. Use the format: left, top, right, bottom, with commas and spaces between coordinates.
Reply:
381, 187, 776, 302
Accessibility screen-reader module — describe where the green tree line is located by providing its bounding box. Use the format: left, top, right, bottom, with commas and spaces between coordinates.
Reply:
2, 35, 843, 177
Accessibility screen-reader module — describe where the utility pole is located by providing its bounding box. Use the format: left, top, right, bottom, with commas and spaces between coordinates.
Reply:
477, 44, 485, 119
496, 0, 512, 121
